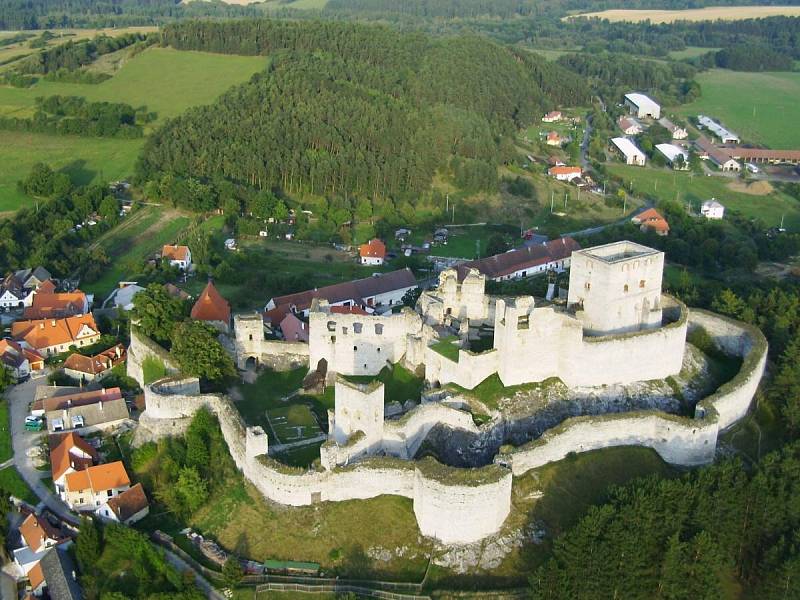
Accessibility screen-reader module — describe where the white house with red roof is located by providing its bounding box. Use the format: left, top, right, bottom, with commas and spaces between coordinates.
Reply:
359, 239, 387, 266
161, 244, 192, 270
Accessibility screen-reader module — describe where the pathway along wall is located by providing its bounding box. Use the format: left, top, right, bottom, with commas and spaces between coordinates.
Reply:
503, 309, 767, 475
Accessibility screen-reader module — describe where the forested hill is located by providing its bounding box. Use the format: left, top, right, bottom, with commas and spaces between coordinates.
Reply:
137, 20, 589, 209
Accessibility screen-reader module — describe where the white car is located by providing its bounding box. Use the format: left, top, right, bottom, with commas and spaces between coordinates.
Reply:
746, 163, 760, 174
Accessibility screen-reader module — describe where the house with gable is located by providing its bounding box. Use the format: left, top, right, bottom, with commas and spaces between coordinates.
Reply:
63, 344, 126, 383
11, 314, 101, 356
63, 461, 131, 511
24, 288, 89, 320
632, 208, 670, 236
13, 512, 69, 578
50, 432, 99, 496
0, 339, 44, 381
30, 546, 83, 600
161, 244, 192, 270
96, 482, 149, 525
359, 239, 387, 266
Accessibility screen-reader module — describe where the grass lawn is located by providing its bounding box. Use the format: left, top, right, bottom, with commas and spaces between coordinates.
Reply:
668, 46, 718, 60
191, 478, 430, 582
0, 132, 143, 214
607, 164, 800, 230
447, 374, 564, 412
265, 404, 323, 445
0, 401, 11, 463
142, 356, 167, 385
271, 440, 325, 467
0, 466, 37, 504
430, 336, 460, 362
675, 69, 800, 149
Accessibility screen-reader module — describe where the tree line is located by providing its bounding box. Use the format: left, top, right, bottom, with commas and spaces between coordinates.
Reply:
0, 95, 152, 139
15, 33, 153, 75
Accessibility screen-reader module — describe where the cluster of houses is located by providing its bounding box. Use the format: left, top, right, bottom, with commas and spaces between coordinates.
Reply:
13, 429, 148, 598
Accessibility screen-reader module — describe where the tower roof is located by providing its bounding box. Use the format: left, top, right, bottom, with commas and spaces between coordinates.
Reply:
191, 280, 231, 324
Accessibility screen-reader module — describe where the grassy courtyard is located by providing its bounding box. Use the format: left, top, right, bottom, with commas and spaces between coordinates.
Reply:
675, 69, 800, 149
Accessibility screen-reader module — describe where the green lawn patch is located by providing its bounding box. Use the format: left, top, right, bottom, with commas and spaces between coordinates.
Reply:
0, 401, 11, 463
142, 356, 167, 385
675, 69, 800, 149
271, 440, 325, 468
448, 374, 564, 411
430, 336, 460, 362
607, 164, 800, 230
0, 467, 37, 504
235, 367, 308, 426
668, 46, 718, 60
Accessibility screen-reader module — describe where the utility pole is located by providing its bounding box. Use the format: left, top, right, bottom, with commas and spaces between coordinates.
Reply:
446, 194, 449, 213
451, 203, 455, 224
550, 190, 554, 213
476, 239, 480, 259
564, 192, 568, 210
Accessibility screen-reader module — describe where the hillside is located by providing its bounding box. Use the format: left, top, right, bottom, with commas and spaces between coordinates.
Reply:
137, 19, 589, 207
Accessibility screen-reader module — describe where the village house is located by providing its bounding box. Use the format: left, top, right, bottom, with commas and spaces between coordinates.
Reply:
701, 199, 726, 220
13, 512, 69, 578
618, 116, 643, 136
358, 238, 387, 266
23, 285, 89, 320
107, 282, 145, 311
161, 244, 192, 270
695, 137, 741, 172
658, 118, 688, 140
542, 110, 562, 123
50, 432, 99, 496
624, 92, 661, 119
632, 208, 670, 236
0, 267, 51, 311
279, 313, 309, 342
63, 461, 131, 511
545, 131, 563, 147
655, 143, 690, 170
548, 166, 582, 182
611, 137, 647, 166
62, 344, 126, 383
11, 314, 101, 356
96, 482, 149, 525
190, 280, 231, 333
0, 339, 43, 381
38, 386, 129, 434
547, 156, 566, 167
456, 238, 580, 282
264, 268, 417, 317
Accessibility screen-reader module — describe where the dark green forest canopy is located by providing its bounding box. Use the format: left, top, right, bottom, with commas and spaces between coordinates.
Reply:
138, 19, 589, 206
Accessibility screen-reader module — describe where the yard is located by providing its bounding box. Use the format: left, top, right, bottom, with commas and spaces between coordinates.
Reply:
0, 466, 37, 504
343, 364, 425, 405
607, 164, 800, 230
0, 401, 12, 463
265, 404, 324, 445
675, 69, 800, 149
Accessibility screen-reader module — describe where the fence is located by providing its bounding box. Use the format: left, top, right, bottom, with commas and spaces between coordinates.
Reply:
254, 582, 430, 599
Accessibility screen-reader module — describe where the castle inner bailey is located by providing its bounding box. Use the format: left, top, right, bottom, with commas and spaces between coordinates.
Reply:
129, 240, 768, 546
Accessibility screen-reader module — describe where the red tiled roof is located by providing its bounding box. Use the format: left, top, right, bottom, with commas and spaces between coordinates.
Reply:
62, 344, 124, 376
106, 483, 148, 522
359, 239, 386, 259
65, 461, 130, 494
457, 237, 581, 280
11, 314, 99, 352
41, 387, 123, 413
50, 432, 98, 482
330, 306, 369, 315
632, 208, 670, 234
547, 131, 561, 141
28, 562, 44, 590
19, 513, 64, 553
279, 313, 309, 342
728, 147, 800, 161
24, 291, 87, 319
190, 281, 230, 324
549, 166, 582, 176
161, 245, 190, 261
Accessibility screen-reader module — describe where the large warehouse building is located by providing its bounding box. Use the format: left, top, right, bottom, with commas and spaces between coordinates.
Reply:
624, 93, 661, 119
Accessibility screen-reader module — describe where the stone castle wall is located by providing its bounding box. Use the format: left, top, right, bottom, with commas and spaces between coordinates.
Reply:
233, 313, 309, 371
127, 327, 180, 388
504, 308, 766, 474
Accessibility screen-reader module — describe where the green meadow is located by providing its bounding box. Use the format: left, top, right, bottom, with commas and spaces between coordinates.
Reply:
608, 164, 800, 230
0, 47, 266, 212
676, 69, 800, 149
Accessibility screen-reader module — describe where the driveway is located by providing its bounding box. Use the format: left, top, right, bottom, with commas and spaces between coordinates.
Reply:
6, 372, 78, 525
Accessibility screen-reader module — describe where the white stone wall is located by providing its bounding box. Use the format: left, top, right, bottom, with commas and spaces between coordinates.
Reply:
419, 269, 490, 325
309, 301, 422, 378
568, 242, 664, 335
127, 327, 180, 388
233, 313, 309, 370
332, 379, 384, 445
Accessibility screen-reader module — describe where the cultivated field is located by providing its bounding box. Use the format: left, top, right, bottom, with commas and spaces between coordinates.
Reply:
676, 69, 800, 149
568, 6, 800, 23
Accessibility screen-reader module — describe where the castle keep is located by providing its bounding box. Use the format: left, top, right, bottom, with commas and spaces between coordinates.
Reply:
130, 240, 767, 545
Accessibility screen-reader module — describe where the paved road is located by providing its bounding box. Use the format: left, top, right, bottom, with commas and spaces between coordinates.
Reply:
6, 373, 79, 525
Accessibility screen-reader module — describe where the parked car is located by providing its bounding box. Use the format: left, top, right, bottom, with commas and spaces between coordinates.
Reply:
25, 416, 43, 432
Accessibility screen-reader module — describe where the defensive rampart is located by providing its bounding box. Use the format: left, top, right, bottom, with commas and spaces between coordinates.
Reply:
502, 308, 767, 474
127, 326, 180, 387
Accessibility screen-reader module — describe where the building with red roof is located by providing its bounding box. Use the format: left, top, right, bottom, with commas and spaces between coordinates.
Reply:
456, 238, 580, 282
632, 208, 670, 236
191, 280, 231, 333
359, 239, 387, 266
548, 166, 582, 182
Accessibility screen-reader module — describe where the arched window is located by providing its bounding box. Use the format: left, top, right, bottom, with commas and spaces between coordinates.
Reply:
639, 280, 646, 288
624, 284, 629, 292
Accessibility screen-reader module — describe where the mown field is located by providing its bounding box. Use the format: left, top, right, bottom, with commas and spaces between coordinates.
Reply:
569, 6, 800, 23
608, 164, 800, 230
676, 69, 800, 149
0, 47, 266, 213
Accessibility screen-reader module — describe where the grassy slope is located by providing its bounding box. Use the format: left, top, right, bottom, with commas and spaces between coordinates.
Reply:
0, 47, 265, 212
607, 164, 800, 230
676, 70, 800, 149
0, 402, 11, 463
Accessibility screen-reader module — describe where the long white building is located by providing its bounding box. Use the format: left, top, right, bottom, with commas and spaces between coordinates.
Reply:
697, 115, 740, 144
611, 137, 646, 166
624, 93, 661, 119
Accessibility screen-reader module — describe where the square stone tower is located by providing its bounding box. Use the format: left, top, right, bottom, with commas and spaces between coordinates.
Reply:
567, 241, 664, 336
332, 377, 385, 445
